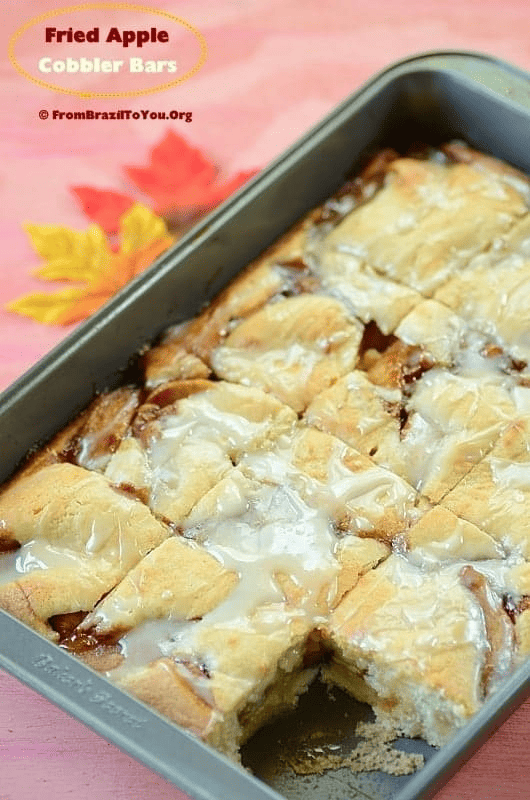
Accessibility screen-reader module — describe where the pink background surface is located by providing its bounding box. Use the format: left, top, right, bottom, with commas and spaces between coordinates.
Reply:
1, 1, 530, 798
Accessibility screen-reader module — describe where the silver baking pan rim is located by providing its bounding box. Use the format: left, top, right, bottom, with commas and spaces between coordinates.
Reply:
1, 49, 530, 800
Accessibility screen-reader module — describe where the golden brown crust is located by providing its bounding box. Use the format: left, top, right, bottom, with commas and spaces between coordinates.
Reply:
182, 218, 313, 364
328, 555, 491, 737
0, 462, 167, 554
0, 581, 55, 638
0, 463, 169, 635
106, 381, 297, 524
434, 260, 530, 365
74, 387, 140, 467
211, 294, 363, 412
143, 337, 211, 388
143, 378, 214, 407
333, 537, 390, 608
132, 378, 216, 437
442, 141, 530, 186
240, 426, 423, 544
441, 418, 530, 557
118, 658, 215, 736
405, 506, 502, 561
324, 156, 527, 296
12, 411, 91, 481
84, 536, 239, 635
394, 300, 467, 365
0, 566, 113, 635
305, 370, 401, 457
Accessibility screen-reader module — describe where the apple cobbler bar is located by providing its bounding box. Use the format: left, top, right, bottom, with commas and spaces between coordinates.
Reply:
1, 142, 530, 760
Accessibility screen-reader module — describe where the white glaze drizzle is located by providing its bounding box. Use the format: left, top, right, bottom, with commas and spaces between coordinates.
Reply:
0, 540, 88, 585
348, 553, 514, 690
109, 479, 339, 679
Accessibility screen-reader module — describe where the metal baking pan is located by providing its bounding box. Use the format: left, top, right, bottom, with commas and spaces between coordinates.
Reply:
1, 50, 530, 800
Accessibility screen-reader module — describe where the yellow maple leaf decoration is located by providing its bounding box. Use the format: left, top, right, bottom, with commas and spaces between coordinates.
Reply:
7, 204, 174, 326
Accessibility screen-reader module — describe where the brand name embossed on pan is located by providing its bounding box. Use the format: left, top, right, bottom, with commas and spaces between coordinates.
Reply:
32, 654, 146, 728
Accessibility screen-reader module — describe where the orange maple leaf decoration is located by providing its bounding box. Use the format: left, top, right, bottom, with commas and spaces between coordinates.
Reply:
7, 205, 174, 326
57, 234, 172, 325
125, 129, 257, 218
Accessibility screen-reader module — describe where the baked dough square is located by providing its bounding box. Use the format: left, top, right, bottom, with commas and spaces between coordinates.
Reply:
325, 552, 515, 746
442, 417, 530, 558
320, 157, 527, 296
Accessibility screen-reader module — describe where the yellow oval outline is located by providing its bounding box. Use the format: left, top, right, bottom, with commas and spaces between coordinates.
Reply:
8, 3, 208, 99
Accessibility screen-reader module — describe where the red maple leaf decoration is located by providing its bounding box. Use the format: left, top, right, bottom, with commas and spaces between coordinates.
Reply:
70, 186, 135, 235
124, 129, 257, 218
70, 186, 135, 233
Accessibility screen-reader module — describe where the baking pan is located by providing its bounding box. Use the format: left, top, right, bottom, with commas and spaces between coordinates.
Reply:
1, 50, 530, 800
